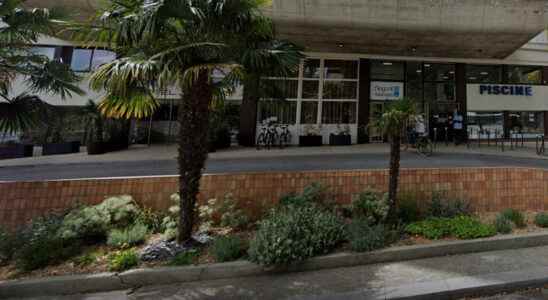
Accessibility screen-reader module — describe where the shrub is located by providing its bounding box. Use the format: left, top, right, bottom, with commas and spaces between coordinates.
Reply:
137, 208, 166, 234
169, 250, 199, 266
351, 189, 389, 225
450, 216, 496, 239
535, 212, 548, 228
162, 193, 181, 240
59, 195, 142, 241
279, 183, 335, 210
500, 208, 526, 228
397, 196, 421, 224
405, 216, 496, 240
427, 193, 470, 218
73, 252, 97, 267
15, 215, 81, 271
405, 218, 452, 240
108, 249, 139, 272
0, 227, 16, 264
494, 214, 513, 234
107, 223, 149, 248
210, 236, 243, 262
346, 219, 385, 252
248, 204, 345, 266
198, 194, 250, 232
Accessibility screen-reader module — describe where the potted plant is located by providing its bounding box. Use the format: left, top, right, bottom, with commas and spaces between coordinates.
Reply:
329, 125, 352, 146
42, 112, 81, 155
299, 124, 323, 147
83, 100, 108, 155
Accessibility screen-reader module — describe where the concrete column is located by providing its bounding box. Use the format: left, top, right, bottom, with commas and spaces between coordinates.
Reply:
455, 63, 467, 140
544, 112, 548, 138
357, 59, 370, 143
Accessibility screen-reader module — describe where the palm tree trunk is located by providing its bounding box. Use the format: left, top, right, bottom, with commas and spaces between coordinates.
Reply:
177, 71, 212, 244
388, 134, 401, 223
239, 76, 260, 147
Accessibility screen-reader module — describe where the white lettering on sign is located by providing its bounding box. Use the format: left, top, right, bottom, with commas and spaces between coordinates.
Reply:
370, 81, 404, 100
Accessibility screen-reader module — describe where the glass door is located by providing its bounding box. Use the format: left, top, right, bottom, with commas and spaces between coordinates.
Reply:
369, 102, 385, 142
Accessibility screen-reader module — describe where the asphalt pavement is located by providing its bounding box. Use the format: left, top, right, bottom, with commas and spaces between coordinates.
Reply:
2, 151, 548, 181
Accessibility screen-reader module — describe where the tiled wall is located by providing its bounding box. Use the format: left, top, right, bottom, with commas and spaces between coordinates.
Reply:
0, 167, 546, 229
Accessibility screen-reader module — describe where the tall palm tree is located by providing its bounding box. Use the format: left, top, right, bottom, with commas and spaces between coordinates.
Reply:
82, 0, 302, 243
0, 0, 83, 135
373, 98, 416, 222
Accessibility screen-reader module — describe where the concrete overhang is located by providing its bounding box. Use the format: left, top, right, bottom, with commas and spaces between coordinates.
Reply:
26, 0, 548, 59
265, 0, 548, 59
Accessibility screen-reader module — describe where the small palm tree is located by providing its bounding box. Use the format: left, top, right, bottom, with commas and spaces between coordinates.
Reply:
0, 1, 83, 136
372, 98, 416, 222
80, 0, 302, 244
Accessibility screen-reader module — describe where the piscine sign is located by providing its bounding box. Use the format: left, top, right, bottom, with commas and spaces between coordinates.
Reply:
370, 81, 404, 100
479, 85, 533, 96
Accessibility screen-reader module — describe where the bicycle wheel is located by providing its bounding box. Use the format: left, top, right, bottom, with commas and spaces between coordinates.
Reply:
256, 133, 265, 150
418, 139, 433, 157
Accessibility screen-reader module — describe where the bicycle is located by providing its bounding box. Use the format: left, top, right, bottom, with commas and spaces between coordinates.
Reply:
278, 125, 292, 149
416, 135, 434, 157
256, 121, 278, 150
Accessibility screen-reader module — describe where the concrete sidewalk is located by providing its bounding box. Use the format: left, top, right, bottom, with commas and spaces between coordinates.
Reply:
17, 245, 548, 300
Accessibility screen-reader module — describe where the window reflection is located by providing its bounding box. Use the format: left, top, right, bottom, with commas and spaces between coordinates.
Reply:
70, 49, 93, 72
91, 50, 116, 70
466, 65, 502, 83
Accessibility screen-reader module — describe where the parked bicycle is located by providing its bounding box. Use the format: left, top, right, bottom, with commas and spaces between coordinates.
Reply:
256, 121, 278, 150
278, 124, 292, 149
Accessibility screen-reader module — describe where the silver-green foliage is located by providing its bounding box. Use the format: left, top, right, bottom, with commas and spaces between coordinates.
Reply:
59, 195, 141, 240
107, 223, 149, 248
347, 219, 386, 252
248, 204, 345, 266
351, 190, 389, 225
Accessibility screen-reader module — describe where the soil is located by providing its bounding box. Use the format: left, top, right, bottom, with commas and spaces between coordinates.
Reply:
2, 214, 548, 283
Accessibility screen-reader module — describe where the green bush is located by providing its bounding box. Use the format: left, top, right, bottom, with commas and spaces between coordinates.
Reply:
169, 250, 199, 266
494, 214, 513, 234
397, 196, 421, 224
405, 216, 496, 240
108, 249, 139, 272
107, 223, 149, 248
500, 208, 526, 228
59, 195, 142, 241
0, 227, 16, 264
351, 189, 389, 225
346, 219, 385, 252
15, 215, 81, 271
535, 212, 548, 228
137, 208, 166, 234
210, 236, 243, 262
73, 252, 97, 267
450, 216, 496, 239
248, 204, 345, 266
427, 193, 470, 218
279, 183, 335, 210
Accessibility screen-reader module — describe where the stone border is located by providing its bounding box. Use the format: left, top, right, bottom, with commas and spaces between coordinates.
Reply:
2, 232, 548, 298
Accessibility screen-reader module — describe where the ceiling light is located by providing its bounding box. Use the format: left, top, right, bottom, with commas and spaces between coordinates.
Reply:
337, 43, 344, 48
480, 72, 489, 75
424, 64, 431, 67
416, 70, 422, 73
383, 62, 393, 66
469, 77, 477, 80
449, 71, 455, 74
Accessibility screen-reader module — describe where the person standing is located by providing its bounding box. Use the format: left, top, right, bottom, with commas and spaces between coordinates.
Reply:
453, 109, 464, 145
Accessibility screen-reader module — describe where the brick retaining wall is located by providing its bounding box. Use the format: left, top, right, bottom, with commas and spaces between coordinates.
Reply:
0, 167, 546, 229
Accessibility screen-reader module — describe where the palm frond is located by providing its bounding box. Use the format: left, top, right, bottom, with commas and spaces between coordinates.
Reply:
0, 93, 50, 134
98, 92, 159, 120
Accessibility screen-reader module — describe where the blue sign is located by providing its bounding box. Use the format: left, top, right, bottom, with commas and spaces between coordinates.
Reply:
479, 85, 533, 96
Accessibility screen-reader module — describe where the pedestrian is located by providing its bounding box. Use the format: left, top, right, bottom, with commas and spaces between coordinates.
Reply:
453, 109, 464, 145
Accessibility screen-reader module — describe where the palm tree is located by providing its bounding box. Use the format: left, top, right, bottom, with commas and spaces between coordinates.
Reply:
0, 1, 83, 136
372, 98, 416, 222
82, 0, 302, 244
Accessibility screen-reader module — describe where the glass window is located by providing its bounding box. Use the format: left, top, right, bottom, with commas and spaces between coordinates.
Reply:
30, 46, 56, 60
262, 79, 298, 99
303, 59, 321, 78
466, 65, 502, 83
424, 82, 455, 103
424, 63, 455, 82
70, 48, 93, 72
506, 65, 542, 84
91, 49, 116, 70
302, 80, 319, 99
508, 112, 544, 135
323, 81, 357, 100
257, 100, 297, 124
321, 102, 357, 124
406, 61, 423, 103
467, 112, 504, 139
324, 60, 358, 79
300, 101, 318, 124
370, 60, 404, 81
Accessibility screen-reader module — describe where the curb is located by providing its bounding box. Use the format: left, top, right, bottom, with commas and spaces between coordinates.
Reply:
2, 232, 548, 298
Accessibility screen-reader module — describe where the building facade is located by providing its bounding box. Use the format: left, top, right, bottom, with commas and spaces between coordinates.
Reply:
19, 0, 548, 145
